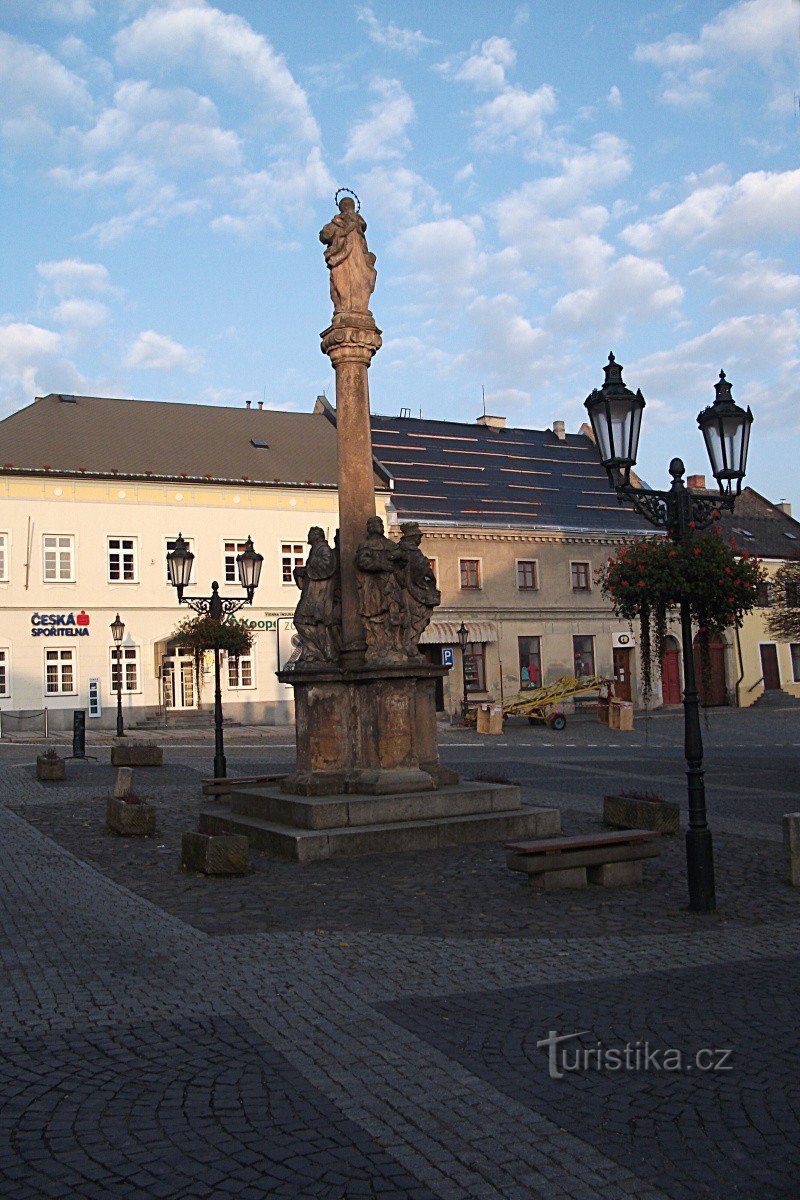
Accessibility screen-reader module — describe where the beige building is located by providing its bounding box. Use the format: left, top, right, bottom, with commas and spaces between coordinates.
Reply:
0, 392, 389, 730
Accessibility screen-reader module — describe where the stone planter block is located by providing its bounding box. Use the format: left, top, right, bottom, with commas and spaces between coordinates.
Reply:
36, 758, 65, 782
182, 832, 249, 876
604, 793, 680, 835
114, 767, 135, 798
783, 813, 800, 887
111, 744, 163, 768
106, 797, 156, 837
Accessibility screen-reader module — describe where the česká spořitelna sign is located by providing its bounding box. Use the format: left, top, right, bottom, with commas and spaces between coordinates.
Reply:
30, 612, 91, 637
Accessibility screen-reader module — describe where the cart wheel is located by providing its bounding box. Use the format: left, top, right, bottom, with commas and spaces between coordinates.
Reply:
549, 713, 567, 731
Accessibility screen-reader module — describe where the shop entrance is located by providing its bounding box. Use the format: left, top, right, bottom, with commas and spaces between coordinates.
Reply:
612, 647, 632, 702
162, 652, 196, 710
660, 636, 682, 705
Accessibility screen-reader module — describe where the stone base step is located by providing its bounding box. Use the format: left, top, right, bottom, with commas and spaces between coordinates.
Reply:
198, 801, 561, 862
229, 780, 521, 830
751, 690, 800, 709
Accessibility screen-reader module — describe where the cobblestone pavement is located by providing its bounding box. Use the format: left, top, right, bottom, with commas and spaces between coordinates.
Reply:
1, 713, 799, 1198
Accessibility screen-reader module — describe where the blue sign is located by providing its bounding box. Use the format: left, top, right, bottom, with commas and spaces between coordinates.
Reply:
441, 648, 454, 668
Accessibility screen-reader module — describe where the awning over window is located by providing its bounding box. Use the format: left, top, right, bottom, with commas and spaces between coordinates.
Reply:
420, 621, 498, 645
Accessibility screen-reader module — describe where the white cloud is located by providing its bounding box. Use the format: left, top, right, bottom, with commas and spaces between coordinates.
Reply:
0, 322, 66, 404
634, 0, 800, 107
0, 31, 91, 146
607, 85, 622, 107
444, 36, 517, 92
354, 165, 449, 226
471, 84, 557, 156
343, 77, 414, 163
356, 7, 435, 54
124, 330, 199, 371
392, 217, 482, 293
706, 253, 800, 308
454, 163, 474, 184
36, 259, 112, 295
210, 147, 333, 236
467, 292, 548, 372
36, 0, 95, 20
549, 255, 683, 332
114, 0, 319, 143
623, 167, 800, 252
50, 299, 109, 329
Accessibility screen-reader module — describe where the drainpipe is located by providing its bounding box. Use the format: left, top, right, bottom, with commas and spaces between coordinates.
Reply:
734, 626, 745, 708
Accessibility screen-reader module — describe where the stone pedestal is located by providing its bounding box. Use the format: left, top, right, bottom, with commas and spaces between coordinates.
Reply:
278, 661, 448, 795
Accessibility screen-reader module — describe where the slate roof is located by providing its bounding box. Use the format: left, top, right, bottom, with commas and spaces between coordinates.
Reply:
704, 488, 800, 561
0, 393, 384, 489
370, 413, 652, 534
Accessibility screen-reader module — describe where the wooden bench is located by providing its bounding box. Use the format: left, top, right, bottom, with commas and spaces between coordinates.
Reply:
505, 829, 661, 891
201, 774, 283, 799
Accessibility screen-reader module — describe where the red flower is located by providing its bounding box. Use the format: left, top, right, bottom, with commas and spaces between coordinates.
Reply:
694, 547, 702, 555
689, 521, 696, 529
638, 581, 646, 588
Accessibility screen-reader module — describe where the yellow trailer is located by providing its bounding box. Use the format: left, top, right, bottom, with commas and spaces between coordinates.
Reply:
502, 675, 614, 730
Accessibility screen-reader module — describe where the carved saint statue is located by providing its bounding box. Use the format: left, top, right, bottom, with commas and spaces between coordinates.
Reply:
319, 196, 377, 316
355, 516, 406, 664
292, 527, 340, 665
397, 522, 441, 659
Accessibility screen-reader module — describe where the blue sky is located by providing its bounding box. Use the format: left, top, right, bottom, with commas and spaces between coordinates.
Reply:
1, 0, 799, 503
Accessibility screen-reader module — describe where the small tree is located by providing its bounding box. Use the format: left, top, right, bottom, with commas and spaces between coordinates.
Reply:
766, 561, 800, 641
597, 528, 765, 704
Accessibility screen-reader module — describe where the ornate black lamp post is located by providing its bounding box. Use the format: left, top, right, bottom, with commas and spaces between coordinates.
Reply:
457, 620, 469, 722
586, 355, 753, 913
110, 612, 125, 738
166, 533, 263, 779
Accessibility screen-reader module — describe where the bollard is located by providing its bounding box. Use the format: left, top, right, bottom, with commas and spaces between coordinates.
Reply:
783, 813, 800, 887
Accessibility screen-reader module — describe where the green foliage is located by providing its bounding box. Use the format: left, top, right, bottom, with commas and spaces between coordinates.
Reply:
766, 560, 800, 642
597, 529, 764, 702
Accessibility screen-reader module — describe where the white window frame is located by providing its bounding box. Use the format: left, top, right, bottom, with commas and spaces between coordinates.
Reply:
459, 557, 482, 590
223, 539, 249, 587
107, 536, 138, 584
570, 560, 592, 591
281, 541, 305, 586
165, 536, 196, 585
43, 534, 76, 583
44, 647, 77, 696
228, 652, 256, 690
790, 644, 800, 684
109, 644, 141, 694
516, 558, 539, 591
0, 647, 10, 698
0, 533, 8, 583
427, 556, 439, 580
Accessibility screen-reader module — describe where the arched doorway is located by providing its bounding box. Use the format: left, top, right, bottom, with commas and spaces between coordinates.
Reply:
660, 636, 682, 705
693, 635, 728, 707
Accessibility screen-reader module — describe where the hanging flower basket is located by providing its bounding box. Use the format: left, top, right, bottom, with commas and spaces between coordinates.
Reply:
596, 528, 765, 703
170, 614, 254, 702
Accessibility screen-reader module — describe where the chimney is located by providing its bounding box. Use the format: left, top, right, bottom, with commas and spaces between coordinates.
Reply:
257, 401, 264, 410
778, 499, 792, 517
687, 474, 706, 490
476, 414, 506, 430
553, 420, 566, 441
245, 400, 251, 408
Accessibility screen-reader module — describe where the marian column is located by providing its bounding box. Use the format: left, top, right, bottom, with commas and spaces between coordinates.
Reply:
319, 193, 382, 666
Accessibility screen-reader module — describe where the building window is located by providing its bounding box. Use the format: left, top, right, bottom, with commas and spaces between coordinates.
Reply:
110, 646, 140, 693
0, 649, 8, 697
464, 642, 486, 691
0, 534, 7, 582
757, 581, 774, 607
516, 560, 538, 590
281, 542, 305, 584
107, 537, 137, 583
228, 654, 254, 689
573, 635, 595, 679
571, 561, 591, 591
45, 648, 76, 695
460, 559, 481, 589
518, 636, 542, 689
427, 556, 438, 579
785, 581, 800, 608
791, 645, 800, 683
224, 540, 248, 585
166, 537, 195, 583
43, 535, 75, 583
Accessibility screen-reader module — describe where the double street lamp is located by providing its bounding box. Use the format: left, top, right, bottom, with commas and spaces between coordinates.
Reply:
585, 354, 753, 913
110, 612, 126, 738
166, 533, 263, 779
457, 620, 469, 722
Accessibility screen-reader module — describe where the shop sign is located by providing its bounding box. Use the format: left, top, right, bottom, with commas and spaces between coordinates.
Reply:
241, 612, 294, 633
31, 610, 91, 637
612, 631, 636, 648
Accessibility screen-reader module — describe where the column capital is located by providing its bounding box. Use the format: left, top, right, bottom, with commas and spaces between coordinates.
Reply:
320, 317, 382, 364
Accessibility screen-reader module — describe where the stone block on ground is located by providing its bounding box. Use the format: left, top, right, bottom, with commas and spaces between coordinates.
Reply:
106, 797, 155, 837
111, 743, 163, 767
113, 766, 135, 799
182, 831, 249, 876
604, 793, 680, 835
783, 813, 800, 887
587, 860, 643, 887
529, 866, 587, 891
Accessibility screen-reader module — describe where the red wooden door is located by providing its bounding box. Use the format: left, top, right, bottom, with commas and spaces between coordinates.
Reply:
612, 648, 632, 702
759, 644, 781, 690
661, 639, 681, 705
693, 637, 727, 706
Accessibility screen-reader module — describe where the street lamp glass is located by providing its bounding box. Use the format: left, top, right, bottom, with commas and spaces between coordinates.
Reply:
584, 354, 645, 485
166, 533, 194, 594
236, 535, 263, 599
697, 372, 753, 497
457, 621, 469, 652
110, 613, 125, 643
